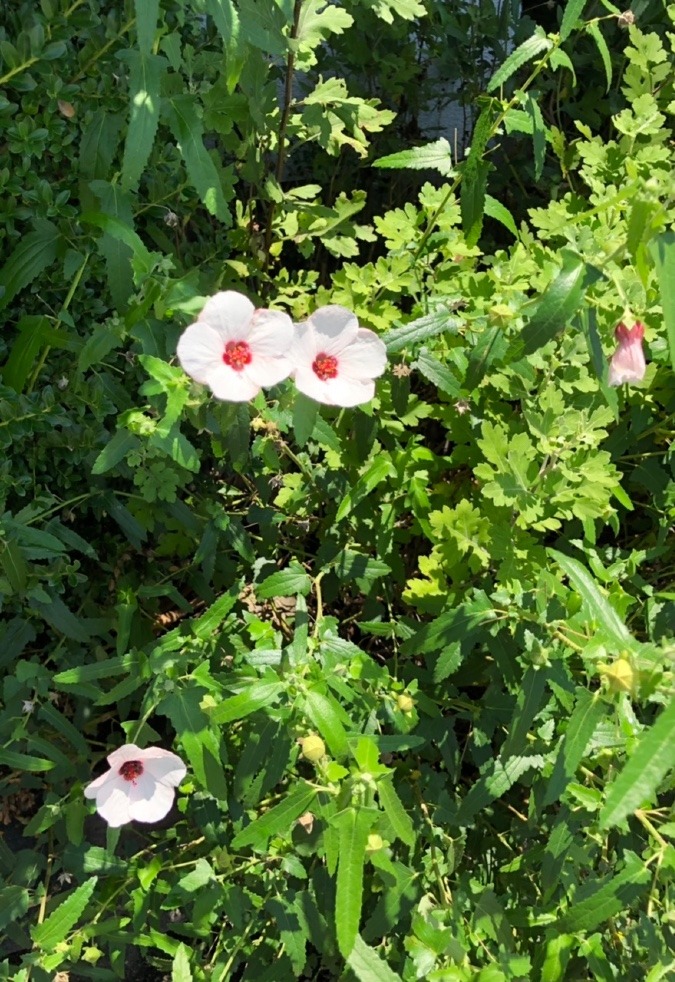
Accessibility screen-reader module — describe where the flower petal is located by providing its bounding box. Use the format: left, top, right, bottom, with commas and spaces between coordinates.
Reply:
128, 777, 175, 824
94, 778, 134, 827
247, 309, 295, 357
305, 305, 359, 356
334, 329, 387, 380
177, 323, 227, 385
294, 366, 375, 407
142, 752, 187, 787
204, 363, 261, 401
608, 341, 646, 386
84, 768, 118, 798
106, 744, 145, 769
247, 354, 293, 388
197, 291, 255, 341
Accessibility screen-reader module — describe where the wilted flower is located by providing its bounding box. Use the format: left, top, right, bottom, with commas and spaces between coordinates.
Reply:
177, 291, 294, 402
290, 305, 387, 407
84, 744, 186, 828
608, 321, 646, 386
22, 700, 35, 714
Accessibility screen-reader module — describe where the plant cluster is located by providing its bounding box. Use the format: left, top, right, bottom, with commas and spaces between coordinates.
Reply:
0, 0, 674, 980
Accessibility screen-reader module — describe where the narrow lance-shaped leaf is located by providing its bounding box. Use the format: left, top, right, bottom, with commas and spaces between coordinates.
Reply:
336, 805, 373, 958
487, 31, 552, 92
208, 679, 284, 725
600, 697, 675, 829
134, 0, 159, 56
559, 0, 587, 41
347, 935, 404, 982
231, 783, 317, 849
382, 310, 462, 353
302, 689, 349, 758
377, 778, 415, 847
120, 50, 167, 191
648, 232, 675, 372
548, 549, 632, 646
544, 688, 606, 805
0, 221, 60, 311
32, 877, 98, 950
373, 138, 454, 177
166, 95, 232, 225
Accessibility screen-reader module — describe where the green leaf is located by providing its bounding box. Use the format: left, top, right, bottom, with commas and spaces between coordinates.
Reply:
80, 211, 155, 279
32, 877, 98, 950
266, 896, 308, 975
401, 595, 495, 658
257, 564, 312, 599
0, 221, 60, 311
484, 194, 517, 236
600, 697, 675, 828
373, 139, 453, 177
91, 429, 139, 475
558, 854, 649, 932
79, 110, 124, 182
293, 392, 319, 447
560, 0, 587, 41
377, 779, 415, 847
414, 350, 461, 398
544, 688, 605, 805
0, 539, 28, 594
525, 92, 546, 180
336, 806, 373, 958
54, 653, 139, 685
516, 251, 600, 356
166, 95, 232, 225
648, 232, 675, 372
192, 588, 239, 639
461, 106, 493, 245
172, 944, 193, 982
208, 679, 284, 724
90, 180, 135, 309
232, 783, 317, 848
382, 310, 462, 353
302, 689, 349, 757
586, 22, 612, 92
205, 0, 244, 90
0, 885, 31, 932
347, 935, 403, 982
134, 0, 159, 55
335, 455, 396, 522
31, 594, 92, 642
120, 50, 167, 190
548, 549, 632, 646
487, 31, 552, 92
0, 748, 55, 772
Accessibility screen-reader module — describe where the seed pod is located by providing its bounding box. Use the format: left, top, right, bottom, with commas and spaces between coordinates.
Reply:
397, 694, 415, 713
299, 735, 326, 763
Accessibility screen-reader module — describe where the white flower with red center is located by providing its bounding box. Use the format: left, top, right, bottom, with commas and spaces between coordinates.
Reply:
290, 305, 387, 407
84, 745, 187, 828
176, 291, 294, 401
608, 321, 647, 386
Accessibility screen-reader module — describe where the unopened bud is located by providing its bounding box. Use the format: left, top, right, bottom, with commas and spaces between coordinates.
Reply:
299, 735, 325, 763
599, 657, 635, 693
397, 694, 415, 713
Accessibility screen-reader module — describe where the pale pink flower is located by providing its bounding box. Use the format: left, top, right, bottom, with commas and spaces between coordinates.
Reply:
176, 291, 294, 401
608, 321, 646, 386
290, 305, 387, 407
84, 745, 186, 828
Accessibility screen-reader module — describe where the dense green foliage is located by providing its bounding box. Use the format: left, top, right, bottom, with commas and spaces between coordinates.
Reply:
0, 0, 674, 979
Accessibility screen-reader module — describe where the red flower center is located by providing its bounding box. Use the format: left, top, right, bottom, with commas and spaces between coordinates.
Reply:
223, 340, 252, 371
312, 353, 338, 381
119, 760, 144, 782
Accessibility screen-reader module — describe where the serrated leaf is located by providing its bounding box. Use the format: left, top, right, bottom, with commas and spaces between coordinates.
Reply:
32, 877, 98, 950
293, 392, 319, 447
373, 138, 453, 177
91, 429, 139, 475
560, 0, 587, 41
0, 749, 55, 772
31, 594, 92, 642
166, 95, 232, 225
516, 251, 601, 356
377, 779, 414, 847
80, 211, 155, 279
600, 697, 675, 828
336, 806, 373, 958
484, 194, 517, 236
347, 935, 403, 982
79, 110, 124, 182
134, 0, 159, 55
0, 886, 30, 932
525, 92, 546, 180
257, 565, 312, 599
544, 688, 605, 805
302, 689, 349, 757
192, 588, 238, 639
0, 222, 60, 311
208, 679, 284, 725
487, 32, 552, 92
335, 455, 396, 522
232, 783, 317, 848
382, 310, 462, 353
172, 943, 193, 982
586, 22, 612, 92
120, 50, 166, 190
415, 350, 460, 397
0, 539, 28, 594
558, 854, 649, 932
54, 653, 139, 685
648, 232, 675, 372
549, 549, 632, 646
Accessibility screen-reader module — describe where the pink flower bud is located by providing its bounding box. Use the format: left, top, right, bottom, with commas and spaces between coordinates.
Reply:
608, 321, 646, 387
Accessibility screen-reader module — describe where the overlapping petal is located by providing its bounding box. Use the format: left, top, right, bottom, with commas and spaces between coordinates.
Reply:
84, 745, 187, 828
608, 321, 647, 386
